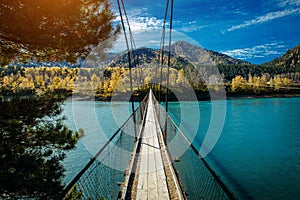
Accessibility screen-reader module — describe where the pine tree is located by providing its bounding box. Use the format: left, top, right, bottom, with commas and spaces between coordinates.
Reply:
0, 93, 80, 199
0, 0, 120, 65
0, 1, 117, 198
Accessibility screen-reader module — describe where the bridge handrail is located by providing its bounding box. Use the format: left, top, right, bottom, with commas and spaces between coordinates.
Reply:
152, 96, 237, 200
57, 93, 149, 200
118, 95, 149, 199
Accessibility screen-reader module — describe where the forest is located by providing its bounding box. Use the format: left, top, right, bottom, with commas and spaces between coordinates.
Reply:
1, 64, 299, 101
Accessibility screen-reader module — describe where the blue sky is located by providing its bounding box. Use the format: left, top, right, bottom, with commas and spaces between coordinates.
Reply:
111, 0, 300, 64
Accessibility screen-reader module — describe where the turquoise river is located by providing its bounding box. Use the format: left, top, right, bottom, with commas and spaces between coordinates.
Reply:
62, 97, 300, 199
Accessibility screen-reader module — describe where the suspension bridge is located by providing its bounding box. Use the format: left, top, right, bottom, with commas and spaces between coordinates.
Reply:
58, 90, 236, 200
58, 0, 237, 199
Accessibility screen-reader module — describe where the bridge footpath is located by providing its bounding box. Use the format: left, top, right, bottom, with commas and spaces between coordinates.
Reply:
119, 90, 184, 199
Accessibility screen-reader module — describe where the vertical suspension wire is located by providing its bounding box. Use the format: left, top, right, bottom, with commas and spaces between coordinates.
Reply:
117, 0, 132, 92
157, 0, 172, 144
129, 31, 140, 90
117, 0, 137, 139
131, 40, 140, 91
121, 0, 141, 90
165, 0, 174, 113
158, 0, 170, 103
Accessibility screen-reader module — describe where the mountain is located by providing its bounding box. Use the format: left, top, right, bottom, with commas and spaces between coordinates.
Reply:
262, 44, 300, 69
107, 41, 300, 82
108, 47, 191, 69
169, 41, 250, 65
108, 48, 158, 67
108, 41, 249, 68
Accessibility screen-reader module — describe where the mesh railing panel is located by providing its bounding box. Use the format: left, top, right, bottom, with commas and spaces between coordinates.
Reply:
152, 96, 235, 200
73, 157, 122, 200
59, 96, 148, 200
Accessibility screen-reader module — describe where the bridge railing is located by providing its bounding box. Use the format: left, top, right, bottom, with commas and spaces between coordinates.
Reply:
58, 94, 149, 200
152, 96, 236, 200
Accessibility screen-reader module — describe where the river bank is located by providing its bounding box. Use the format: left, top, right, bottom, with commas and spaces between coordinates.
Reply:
2, 87, 300, 102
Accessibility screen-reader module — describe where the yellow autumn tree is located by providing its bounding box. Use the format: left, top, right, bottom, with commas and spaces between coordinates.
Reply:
3, 76, 10, 89
283, 77, 292, 87
36, 75, 45, 89
269, 77, 274, 87
231, 75, 246, 92
274, 76, 282, 90
52, 76, 62, 90
144, 76, 152, 86
169, 71, 177, 86
91, 74, 100, 90
176, 69, 185, 86
103, 81, 110, 95
248, 73, 253, 85
19, 77, 34, 90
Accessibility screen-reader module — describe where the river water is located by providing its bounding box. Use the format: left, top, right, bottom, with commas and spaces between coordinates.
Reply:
62, 97, 300, 199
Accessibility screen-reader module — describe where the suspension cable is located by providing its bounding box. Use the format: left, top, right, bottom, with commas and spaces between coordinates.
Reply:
158, 0, 174, 144
117, 0, 132, 91
120, 0, 141, 89
117, 0, 137, 139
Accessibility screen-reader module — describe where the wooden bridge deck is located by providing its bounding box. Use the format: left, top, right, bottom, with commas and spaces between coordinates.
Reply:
119, 90, 184, 200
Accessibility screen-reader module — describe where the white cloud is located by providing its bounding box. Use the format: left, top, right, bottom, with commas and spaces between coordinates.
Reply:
227, 8, 300, 32
111, 8, 200, 52
114, 8, 208, 35
178, 24, 210, 32
129, 16, 164, 33
114, 8, 165, 34
221, 43, 285, 60
109, 30, 199, 53
277, 0, 300, 7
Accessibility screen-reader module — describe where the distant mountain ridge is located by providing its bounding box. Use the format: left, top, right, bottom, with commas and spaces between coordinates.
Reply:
109, 40, 300, 69
169, 41, 250, 65
10, 40, 299, 70
108, 40, 250, 68
108, 46, 191, 69
262, 44, 300, 69
107, 41, 300, 82
109, 48, 158, 67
